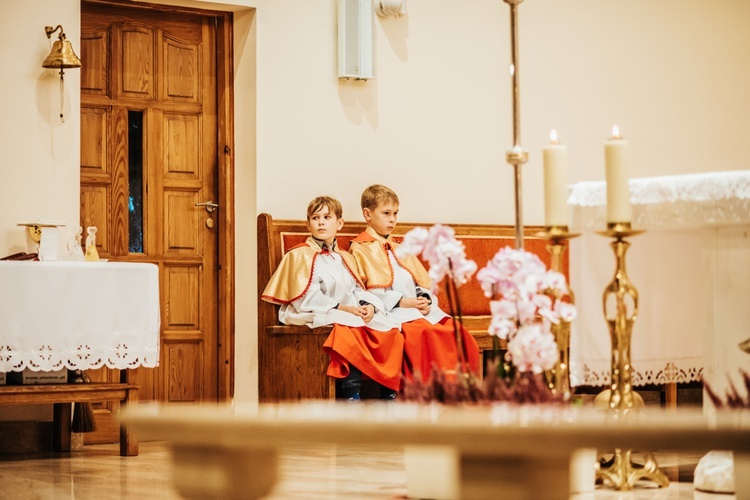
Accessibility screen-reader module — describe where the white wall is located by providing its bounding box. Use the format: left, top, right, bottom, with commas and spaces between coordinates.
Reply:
1, 0, 749, 409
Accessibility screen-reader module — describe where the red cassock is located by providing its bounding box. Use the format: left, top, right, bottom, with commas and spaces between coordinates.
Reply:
349, 227, 481, 382
323, 324, 404, 391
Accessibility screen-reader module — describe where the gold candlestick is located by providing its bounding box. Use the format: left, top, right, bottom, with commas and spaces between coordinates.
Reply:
535, 226, 579, 400
595, 222, 668, 491
596, 222, 644, 410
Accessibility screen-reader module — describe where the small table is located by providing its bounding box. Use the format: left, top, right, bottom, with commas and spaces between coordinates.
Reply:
0, 261, 161, 456
124, 402, 750, 499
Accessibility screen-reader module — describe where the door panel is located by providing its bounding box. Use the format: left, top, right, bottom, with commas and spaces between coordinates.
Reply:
116, 26, 155, 99
80, 2, 220, 444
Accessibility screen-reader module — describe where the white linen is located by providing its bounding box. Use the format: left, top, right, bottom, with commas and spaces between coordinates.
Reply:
567, 170, 750, 390
368, 250, 449, 326
568, 170, 750, 231
0, 261, 161, 372
279, 251, 397, 332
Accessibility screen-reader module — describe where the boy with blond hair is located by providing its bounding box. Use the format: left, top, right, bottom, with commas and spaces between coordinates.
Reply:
348, 185, 481, 381
262, 196, 403, 400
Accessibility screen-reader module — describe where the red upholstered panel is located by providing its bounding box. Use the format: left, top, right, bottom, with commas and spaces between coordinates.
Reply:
429, 237, 569, 316
279, 233, 569, 317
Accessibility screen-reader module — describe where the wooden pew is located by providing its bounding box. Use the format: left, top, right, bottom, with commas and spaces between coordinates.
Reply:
257, 213, 569, 402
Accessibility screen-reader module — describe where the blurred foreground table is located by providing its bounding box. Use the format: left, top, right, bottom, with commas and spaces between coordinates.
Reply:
125, 402, 750, 499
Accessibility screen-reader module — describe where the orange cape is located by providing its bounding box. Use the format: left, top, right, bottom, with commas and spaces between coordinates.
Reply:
349, 227, 432, 290
261, 237, 364, 305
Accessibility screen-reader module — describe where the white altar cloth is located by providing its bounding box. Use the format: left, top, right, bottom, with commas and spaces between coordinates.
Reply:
568, 170, 750, 231
0, 261, 160, 372
567, 170, 750, 389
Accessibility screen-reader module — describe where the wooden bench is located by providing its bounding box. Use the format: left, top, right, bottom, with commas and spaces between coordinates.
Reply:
257, 213, 569, 402
0, 382, 139, 456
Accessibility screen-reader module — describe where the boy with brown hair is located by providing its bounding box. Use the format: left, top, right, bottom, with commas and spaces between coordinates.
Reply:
348, 185, 481, 381
261, 196, 403, 400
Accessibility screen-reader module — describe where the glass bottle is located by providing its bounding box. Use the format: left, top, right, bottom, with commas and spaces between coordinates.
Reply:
85, 226, 100, 262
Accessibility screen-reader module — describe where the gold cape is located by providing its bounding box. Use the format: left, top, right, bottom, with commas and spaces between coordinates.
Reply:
261, 237, 364, 305
349, 226, 432, 290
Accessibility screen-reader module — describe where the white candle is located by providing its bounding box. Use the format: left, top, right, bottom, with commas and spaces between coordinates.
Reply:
542, 129, 568, 228
604, 125, 631, 224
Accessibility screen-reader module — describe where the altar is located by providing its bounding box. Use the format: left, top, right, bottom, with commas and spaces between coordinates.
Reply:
0, 261, 161, 456
567, 170, 750, 398
0, 261, 160, 372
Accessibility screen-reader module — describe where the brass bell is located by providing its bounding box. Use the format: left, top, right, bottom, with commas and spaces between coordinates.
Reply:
42, 25, 82, 71
42, 25, 82, 123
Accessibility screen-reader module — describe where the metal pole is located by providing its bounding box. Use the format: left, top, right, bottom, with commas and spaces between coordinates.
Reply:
503, 0, 528, 249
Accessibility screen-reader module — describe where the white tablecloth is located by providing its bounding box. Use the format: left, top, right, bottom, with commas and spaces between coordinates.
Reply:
567, 170, 750, 389
0, 261, 161, 372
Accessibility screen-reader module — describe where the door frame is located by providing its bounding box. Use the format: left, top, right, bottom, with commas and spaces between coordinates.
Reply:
82, 0, 236, 401
215, 13, 235, 400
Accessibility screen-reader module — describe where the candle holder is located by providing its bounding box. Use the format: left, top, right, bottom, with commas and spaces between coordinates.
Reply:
535, 226, 580, 400
596, 222, 644, 410
503, 0, 528, 250
594, 222, 669, 490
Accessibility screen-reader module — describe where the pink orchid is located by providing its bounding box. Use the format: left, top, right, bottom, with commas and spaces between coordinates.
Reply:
477, 246, 576, 374
397, 224, 477, 293
397, 226, 429, 256
506, 323, 559, 373
554, 300, 577, 322
541, 270, 569, 296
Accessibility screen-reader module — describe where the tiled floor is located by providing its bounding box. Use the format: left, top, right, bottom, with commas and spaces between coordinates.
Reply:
0, 441, 736, 499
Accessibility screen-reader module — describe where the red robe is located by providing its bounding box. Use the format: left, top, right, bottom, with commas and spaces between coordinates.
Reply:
349, 228, 481, 381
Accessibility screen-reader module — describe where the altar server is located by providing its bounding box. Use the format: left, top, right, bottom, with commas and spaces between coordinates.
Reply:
349, 184, 481, 381
262, 196, 403, 400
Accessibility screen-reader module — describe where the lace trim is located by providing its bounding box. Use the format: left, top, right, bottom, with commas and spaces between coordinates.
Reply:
0, 343, 159, 372
575, 362, 703, 387
568, 171, 750, 230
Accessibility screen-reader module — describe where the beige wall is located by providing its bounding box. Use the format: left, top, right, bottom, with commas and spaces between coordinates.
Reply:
0, 1, 81, 257
256, 0, 750, 225
1, 0, 748, 409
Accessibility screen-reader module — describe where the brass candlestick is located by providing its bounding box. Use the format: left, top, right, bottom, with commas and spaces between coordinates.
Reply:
597, 222, 644, 410
535, 226, 580, 400
595, 222, 668, 491
503, 0, 528, 250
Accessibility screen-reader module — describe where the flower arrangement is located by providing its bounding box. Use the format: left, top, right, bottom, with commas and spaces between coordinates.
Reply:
477, 246, 576, 376
396, 224, 576, 404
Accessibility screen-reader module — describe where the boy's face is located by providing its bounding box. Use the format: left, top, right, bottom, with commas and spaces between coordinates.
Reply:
363, 202, 399, 237
307, 205, 344, 246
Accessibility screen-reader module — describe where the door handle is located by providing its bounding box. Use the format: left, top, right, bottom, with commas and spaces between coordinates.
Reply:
195, 201, 219, 213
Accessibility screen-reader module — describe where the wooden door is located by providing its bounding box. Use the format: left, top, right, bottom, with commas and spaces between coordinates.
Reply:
80, 2, 224, 442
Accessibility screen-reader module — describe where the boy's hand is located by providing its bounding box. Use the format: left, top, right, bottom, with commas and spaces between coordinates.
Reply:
361, 304, 375, 323
339, 304, 374, 322
400, 297, 432, 315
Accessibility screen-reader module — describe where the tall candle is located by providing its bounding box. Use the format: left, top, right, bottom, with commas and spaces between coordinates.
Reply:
542, 129, 568, 228
604, 125, 631, 224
